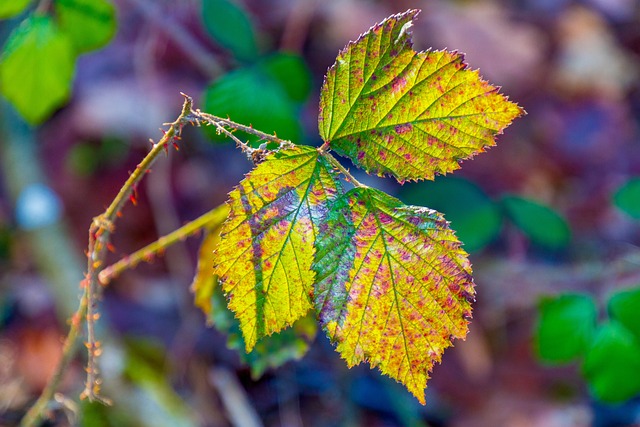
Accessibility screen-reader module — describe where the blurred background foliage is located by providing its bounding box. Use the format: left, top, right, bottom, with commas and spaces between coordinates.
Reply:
1, 0, 640, 426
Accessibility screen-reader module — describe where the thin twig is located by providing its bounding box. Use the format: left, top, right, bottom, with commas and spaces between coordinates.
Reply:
192, 110, 289, 146
19, 294, 87, 427
20, 94, 195, 427
99, 204, 229, 285
81, 96, 193, 403
80, 219, 112, 405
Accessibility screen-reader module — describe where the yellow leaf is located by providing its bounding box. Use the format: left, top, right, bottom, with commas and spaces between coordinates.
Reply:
214, 146, 341, 351
318, 9, 524, 182
314, 188, 473, 403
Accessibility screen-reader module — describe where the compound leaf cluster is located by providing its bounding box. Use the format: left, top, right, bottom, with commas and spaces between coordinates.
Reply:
197, 9, 523, 403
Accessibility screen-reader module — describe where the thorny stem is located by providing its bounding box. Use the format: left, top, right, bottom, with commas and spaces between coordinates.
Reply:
20, 94, 194, 427
319, 147, 367, 188
99, 204, 229, 285
20, 293, 88, 427
82, 94, 193, 403
191, 110, 288, 146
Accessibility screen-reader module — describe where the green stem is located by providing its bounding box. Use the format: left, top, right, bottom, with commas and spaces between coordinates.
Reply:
320, 149, 367, 188
104, 95, 192, 220
99, 204, 229, 285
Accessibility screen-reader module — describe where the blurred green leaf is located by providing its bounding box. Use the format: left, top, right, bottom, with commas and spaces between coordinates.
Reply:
66, 138, 128, 177
0, 15, 75, 124
201, 0, 257, 60
66, 143, 99, 177
0, 0, 31, 19
613, 178, 640, 219
501, 195, 571, 249
203, 67, 303, 144
609, 287, 640, 342
123, 338, 196, 426
55, 0, 116, 53
582, 322, 640, 403
81, 401, 136, 427
259, 53, 312, 102
536, 293, 597, 363
399, 176, 501, 252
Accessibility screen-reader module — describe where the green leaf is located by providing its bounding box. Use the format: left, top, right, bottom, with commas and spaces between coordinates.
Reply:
0, 15, 75, 124
313, 187, 474, 404
399, 176, 501, 252
201, 0, 257, 60
613, 178, 640, 219
0, 0, 32, 19
582, 322, 640, 403
213, 146, 342, 351
55, 0, 116, 53
318, 9, 523, 182
259, 53, 312, 103
535, 293, 597, 363
203, 67, 303, 143
501, 195, 571, 249
608, 287, 640, 342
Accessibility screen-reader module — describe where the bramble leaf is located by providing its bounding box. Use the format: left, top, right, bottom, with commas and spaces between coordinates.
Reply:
0, 15, 75, 124
318, 9, 523, 182
201, 0, 258, 60
613, 178, 640, 219
192, 222, 318, 378
501, 195, 571, 249
203, 66, 303, 144
535, 293, 597, 363
582, 322, 640, 403
312, 187, 474, 403
608, 287, 640, 343
55, 0, 117, 54
213, 146, 341, 351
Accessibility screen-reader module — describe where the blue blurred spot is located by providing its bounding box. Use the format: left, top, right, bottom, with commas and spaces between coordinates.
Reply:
16, 183, 62, 230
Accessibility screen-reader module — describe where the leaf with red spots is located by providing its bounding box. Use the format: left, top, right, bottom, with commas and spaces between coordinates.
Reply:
312, 187, 474, 403
318, 9, 524, 182
213, 146, 341, 351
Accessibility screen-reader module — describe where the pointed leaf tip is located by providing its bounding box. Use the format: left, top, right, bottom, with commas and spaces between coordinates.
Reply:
318, 9, 524, 182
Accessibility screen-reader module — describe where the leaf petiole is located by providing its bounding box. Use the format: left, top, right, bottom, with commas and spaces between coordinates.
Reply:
319, 148, 367, 189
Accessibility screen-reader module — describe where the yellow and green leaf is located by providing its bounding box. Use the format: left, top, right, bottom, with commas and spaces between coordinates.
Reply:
318, 9, 524, 182
213, 146, 341, 351
193, 195, 319, 378
313, 187, 474, 403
